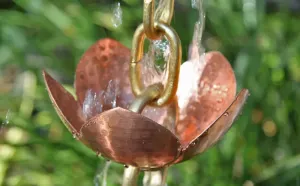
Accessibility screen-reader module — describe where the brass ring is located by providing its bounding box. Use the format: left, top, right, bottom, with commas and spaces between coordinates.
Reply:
143, 0, 174, 40
130, 22, 182, 107
129, 83, 163, 113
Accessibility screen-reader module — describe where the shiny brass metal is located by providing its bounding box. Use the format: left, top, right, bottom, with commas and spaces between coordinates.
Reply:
154, 0, 174, 25
130, 23, 181, 106
143, 0, 158, 40
143, 0, 174, 40
129, 83, 163, 113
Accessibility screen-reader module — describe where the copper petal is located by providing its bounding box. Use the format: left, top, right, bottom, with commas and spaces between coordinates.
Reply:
80, 107, 181, 170
176, 51, 237, 145
75, 38, 133, 112
74, 38, 176, 129
175, 89, 249, 163
43, 71, 85, 136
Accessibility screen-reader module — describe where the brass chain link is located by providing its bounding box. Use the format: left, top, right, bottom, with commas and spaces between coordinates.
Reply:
130, 0, 182, 107
124, 2, 181, 185
143, 0, 174, 39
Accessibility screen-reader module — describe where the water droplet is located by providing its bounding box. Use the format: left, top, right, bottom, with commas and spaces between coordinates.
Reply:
72, 131, 79, 139
94, 161, 111, 186
111, 2, 122, 28
192, 142, 196, 146
191, 0, 198, 9
83, 80, 119, 120
153, 39, 170, 62
124, 165, 128, 168
224, 112, 229, 117
96, 152, 102, 157
83, 89, 104, 119
202, 130, 208, 136
212, 84, 220, 90
1, 109, 10, 132
199, 81, 204, 88
189, 105, 196, 111
104, 80, 119, 108
217, 99, 223, 103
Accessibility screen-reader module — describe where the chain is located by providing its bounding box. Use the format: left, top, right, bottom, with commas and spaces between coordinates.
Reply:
123, 1, 181, 185
122, 83, 163, 186
143, 0, 174, 39
130, 0, 182, 107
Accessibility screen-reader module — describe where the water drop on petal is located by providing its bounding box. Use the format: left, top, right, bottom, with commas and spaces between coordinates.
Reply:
96, 152, 102, 157
153, 39, 170, 63
72, 131, 80, 139
83, 89, 104, 119
104, 80, 119, 108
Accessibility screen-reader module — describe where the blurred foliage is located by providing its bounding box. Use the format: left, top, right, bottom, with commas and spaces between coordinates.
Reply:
1, 0, 300, 185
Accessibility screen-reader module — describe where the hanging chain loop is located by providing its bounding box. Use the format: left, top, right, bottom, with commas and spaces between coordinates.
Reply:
143, 0, 174, 40
124, 1, 181, 185
130, 23, 181, 106
130, 0, 181, 107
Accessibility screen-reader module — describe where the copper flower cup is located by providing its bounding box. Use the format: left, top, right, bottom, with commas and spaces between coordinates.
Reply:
43, 38, 249, 170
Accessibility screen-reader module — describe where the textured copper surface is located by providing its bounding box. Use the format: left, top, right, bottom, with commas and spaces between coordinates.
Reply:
176, 51, 237, 146
43, 71, 84, 135
44, 66, 180, 168
75, 38, 132, 111
175, 89, 249, 163
43, 37, 249, 169
43, 38, 178, 169
74, 38, 175, 126
80, 107, 181, 169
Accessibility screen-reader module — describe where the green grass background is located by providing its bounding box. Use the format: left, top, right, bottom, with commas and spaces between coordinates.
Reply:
1, 0, 300, 185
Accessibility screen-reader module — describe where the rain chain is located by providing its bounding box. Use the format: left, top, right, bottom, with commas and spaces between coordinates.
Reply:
124, 0, 181, 185
43, 0, 249, 185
